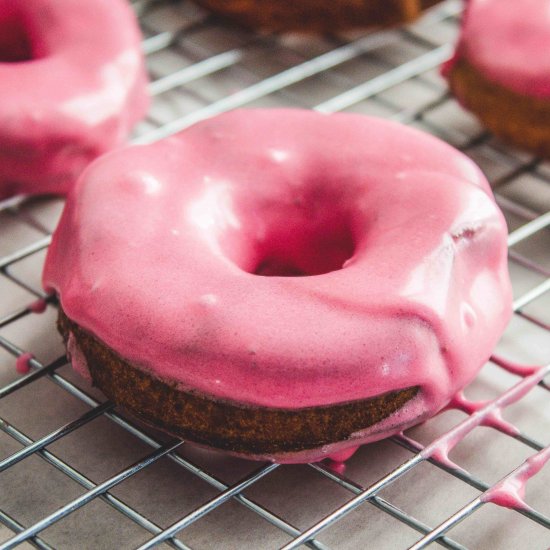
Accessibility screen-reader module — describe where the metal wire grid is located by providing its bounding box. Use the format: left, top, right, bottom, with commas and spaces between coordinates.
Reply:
0, 0, 549, 547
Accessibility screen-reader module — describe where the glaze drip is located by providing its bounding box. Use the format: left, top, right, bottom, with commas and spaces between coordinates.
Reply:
395, 362, 549, 520
15, 352, 33, 375
481, 445, 550, 510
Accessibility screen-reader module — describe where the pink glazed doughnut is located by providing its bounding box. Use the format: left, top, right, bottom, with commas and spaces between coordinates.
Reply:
0, 0, 148, 200
443, 0, 550, 156
43, 109, 512, 463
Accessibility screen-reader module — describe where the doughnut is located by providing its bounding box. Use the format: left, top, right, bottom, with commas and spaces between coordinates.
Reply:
444, 0, 550, 157
43, 109, 512, 463
0, 0, 149, 200
193, 0, 442, 33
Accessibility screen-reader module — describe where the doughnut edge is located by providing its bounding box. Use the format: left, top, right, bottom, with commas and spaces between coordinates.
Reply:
192, 0, 442, 33
58, 308, 418, 456
447, 58, 550, 157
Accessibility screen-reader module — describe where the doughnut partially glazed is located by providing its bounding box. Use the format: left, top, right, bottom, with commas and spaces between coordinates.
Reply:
43, 109, 512, 463
193, 0, 442, 33
0, 0, 148, 200
444, 0, 550, 157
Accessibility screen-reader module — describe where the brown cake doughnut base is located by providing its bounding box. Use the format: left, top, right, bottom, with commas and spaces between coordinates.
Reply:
447, 58, 550, 158
58, 309, 418, 457
193, 0, 442, 33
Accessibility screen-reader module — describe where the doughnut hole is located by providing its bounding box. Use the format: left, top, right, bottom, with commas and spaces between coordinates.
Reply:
218, 198, 357, 277
252, 215, 356, 276
0, 8, 34, 62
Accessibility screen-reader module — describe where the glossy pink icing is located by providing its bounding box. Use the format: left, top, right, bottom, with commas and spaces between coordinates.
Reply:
43, 109, 512, 462
0, 0, 149, 200
66, 331, 92, 382
394, 363, 549, 513
421, 365, 550, 465
444, 0, 550, 98
29, 298, 47, 314
491, 354, 540, 377
15, 352, 33, 375
326, 458, 348, 476
481, 445, 550, 510
448, 391, 519, 437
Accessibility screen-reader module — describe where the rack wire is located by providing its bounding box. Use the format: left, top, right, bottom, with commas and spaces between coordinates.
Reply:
0, 0, 549, 548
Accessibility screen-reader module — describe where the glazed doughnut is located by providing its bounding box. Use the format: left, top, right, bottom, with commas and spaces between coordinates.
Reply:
43, 109, 512, 463
193, 0, 442, 33
0, 0, 148, 200
444, 0, 550, 156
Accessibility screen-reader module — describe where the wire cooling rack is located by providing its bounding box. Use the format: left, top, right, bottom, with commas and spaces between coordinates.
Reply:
1, 0, 549, 548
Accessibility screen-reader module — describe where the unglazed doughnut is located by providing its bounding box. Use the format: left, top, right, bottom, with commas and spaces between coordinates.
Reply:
193, 0, 442, 33
444, 0, 550, 156
0, 0, 148, 200
43, 109, 512, 463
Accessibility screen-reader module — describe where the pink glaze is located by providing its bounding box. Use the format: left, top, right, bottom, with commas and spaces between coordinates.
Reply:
0, 0, 149, 200
326, 459, 348, 476
66, 332, 92, 382
43, 109, 512, 462
480, 409, 519, 437
449, 391, 519, 437
421, 365, 550, 464
444, 0, 550, 98
326, 446, 359, 463
395, 365, 549, 485
29, 298, 47, 314
490, 355, 541, 377
15, 352, 33, 375
481, 445, 550, 510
